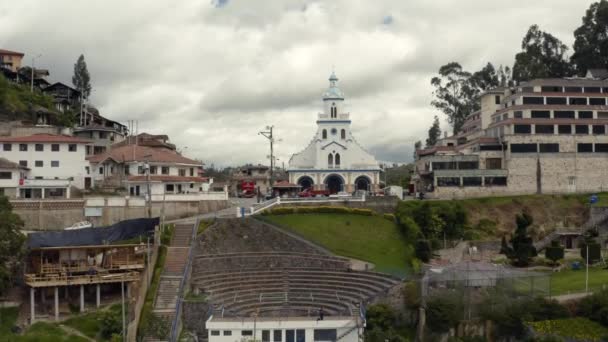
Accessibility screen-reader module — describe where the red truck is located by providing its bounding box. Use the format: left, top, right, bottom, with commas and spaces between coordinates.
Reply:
239, 181, 256, 198
298, 188, 329, 197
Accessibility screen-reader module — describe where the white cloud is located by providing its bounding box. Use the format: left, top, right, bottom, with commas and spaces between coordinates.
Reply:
0, 0, 598, 166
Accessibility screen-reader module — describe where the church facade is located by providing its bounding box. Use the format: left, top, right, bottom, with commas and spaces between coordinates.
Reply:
287, 73, 381, 194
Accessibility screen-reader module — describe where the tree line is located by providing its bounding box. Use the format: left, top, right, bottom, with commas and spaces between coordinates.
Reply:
417, 0, 608, 151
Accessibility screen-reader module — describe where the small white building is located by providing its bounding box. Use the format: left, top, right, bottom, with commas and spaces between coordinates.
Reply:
288, 73, 381, 194
205, 316, 360, 342
0, 134, 91, 198
88, 143, 210, 199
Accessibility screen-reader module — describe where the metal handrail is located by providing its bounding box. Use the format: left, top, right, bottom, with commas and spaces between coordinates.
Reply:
169, 218, 200, 342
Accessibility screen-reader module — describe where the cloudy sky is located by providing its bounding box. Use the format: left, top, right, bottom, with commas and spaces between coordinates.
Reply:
0, 0, 598, 167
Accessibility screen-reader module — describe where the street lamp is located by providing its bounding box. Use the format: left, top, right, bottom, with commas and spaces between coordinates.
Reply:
30, 54, 42, 92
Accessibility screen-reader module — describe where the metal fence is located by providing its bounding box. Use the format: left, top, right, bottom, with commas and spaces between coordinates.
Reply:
421, 261, 550, 321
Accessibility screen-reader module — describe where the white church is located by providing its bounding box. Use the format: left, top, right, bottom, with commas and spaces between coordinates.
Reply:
287, 73, 381, 194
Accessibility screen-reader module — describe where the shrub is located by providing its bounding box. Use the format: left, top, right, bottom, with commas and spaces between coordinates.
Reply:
415, 239, 432, 262
296, 206, 316, 214
399, 217, 421, 240
99, 310, 122, 339
366, 304, 397, 331
351, 208, 373, 216
269, 207, 296, 215
578, 288, 608, 326
545, 240, 565, 265
426, 293, 463, 333
383, 213, 396, 222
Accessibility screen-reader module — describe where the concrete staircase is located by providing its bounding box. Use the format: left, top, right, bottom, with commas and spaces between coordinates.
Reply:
147, 223, 195, 342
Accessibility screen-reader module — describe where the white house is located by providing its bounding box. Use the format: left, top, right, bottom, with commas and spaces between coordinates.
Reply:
205, 316, 360, 342
0, 158, 28, 198
87, 143, 210, 199
0, 134, 91, 198
288, 73, 381, 194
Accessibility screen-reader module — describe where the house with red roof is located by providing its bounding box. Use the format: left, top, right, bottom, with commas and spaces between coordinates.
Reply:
87, 135, 210, 199
0, 134, 91, 198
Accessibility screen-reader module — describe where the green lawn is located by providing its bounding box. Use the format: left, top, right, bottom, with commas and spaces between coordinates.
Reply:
0, 307, 88, 342
550, 266, 608, 295
262, 214, 412, 277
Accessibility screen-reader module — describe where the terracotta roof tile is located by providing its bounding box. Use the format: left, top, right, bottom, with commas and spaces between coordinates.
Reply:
88, 144, 201, 165
0, 134, 91, 144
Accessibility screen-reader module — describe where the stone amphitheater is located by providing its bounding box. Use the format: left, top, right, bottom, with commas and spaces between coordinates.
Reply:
184, 218, 401, 334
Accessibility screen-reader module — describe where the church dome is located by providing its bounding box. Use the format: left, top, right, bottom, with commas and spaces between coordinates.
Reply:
322, 72, 344, 100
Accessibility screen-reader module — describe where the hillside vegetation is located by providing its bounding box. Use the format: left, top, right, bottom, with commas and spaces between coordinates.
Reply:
398, 193, 598, 240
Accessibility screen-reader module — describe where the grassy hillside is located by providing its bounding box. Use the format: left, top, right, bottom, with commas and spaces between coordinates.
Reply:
398, 193, 602, 239
261, 213, 412, 277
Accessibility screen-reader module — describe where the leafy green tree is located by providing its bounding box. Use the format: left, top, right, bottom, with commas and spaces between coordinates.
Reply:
415, 239, 432, 262
431, 62, 480, 134
72, 54, 92, 98
580, 230, 601, 264
99, 309, 122, 339
500, 212, 537, 267
545, 240, 565, 265
512, 25, 573, 83
425, 293, 463, 333
571, 0, 608, 75
0, 196, 26, 295
425, 116, 441, 148
413, 140, 422, 160
366, 304, 396, 331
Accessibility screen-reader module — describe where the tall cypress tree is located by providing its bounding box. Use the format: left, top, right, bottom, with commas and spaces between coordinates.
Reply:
72, 54, 92, 98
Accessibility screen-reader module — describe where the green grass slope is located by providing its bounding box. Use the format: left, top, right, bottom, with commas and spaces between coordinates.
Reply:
261, 213, 412, 277
398, 193, 602, 239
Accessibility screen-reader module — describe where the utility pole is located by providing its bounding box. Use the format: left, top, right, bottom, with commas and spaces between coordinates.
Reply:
259, 126, 275, 194
144, 154, 152, 218
30, 54, 42, 92
121, 275, 126, 342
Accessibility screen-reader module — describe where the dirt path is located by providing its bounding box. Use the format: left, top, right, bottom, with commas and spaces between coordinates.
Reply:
58, 324, 95, 342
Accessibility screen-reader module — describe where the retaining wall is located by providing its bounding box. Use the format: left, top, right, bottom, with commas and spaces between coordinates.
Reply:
12, 199, 228, 230
275, 196, 399, 214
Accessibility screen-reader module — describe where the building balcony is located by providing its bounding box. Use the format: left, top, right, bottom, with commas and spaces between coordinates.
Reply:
20, 178, 72, 187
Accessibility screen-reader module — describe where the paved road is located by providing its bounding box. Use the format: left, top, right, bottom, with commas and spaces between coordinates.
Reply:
165, 197, 257, 224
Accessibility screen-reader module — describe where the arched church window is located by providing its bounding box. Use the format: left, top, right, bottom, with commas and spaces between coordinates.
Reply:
328, 154, 333, 168
341, 129, 346, 139
331, 102, 337, 118
335, 153, 341, 166
322, 129, 327, 139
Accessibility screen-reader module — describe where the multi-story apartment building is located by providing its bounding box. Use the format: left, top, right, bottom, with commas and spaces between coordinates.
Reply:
0, 49, 24, 72
0, 134, 91, 198
73, 107, 128, 156
414, 70, 608, 198
87, 135, 209, 199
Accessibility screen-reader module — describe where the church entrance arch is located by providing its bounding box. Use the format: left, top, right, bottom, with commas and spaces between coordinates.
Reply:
324, 174, 344, 194
297, 176, 314, 190
354, 176, 371, 191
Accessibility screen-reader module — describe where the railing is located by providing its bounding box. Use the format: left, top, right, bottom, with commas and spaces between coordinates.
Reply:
24, 271, 140, 287
242, 194, 366, 217
169, 218, 200, 342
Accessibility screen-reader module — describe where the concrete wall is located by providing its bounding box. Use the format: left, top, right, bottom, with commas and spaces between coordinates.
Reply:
12, 199, 229, 230
276, 196, 398, 214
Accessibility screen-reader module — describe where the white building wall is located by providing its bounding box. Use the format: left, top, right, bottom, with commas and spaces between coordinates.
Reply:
1, 142, 88, 188
206, 317, 359, 342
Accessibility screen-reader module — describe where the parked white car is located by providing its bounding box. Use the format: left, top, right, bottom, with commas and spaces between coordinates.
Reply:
65, 221, 93, 230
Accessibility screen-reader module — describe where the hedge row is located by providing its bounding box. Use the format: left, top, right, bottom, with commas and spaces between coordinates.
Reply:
262, 206, 375, 216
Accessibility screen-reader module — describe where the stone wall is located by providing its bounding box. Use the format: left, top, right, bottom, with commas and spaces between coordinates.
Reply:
276, 196, 399, 214
12, 199, 229, 230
